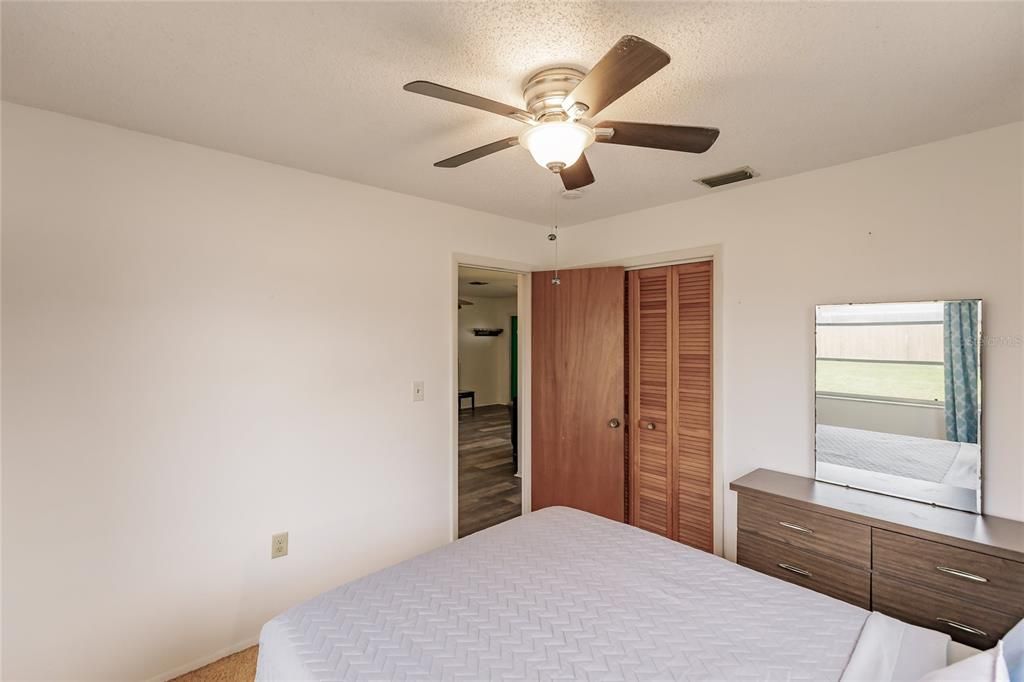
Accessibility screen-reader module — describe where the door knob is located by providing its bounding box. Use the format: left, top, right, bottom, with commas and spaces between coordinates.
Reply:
608, 418, 621, 429
646, 422, 656, 430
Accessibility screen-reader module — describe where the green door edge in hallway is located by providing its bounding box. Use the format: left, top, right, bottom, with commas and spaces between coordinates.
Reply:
510, 315, 518, 401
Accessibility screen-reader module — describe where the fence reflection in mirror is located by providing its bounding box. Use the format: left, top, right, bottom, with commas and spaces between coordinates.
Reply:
814, 300, 981, 513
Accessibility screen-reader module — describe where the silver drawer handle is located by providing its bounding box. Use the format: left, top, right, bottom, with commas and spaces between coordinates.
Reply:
936, 566, 989, 583
778, 521, 814, 534
936, 618, 988, 638
778, 563, 812, 578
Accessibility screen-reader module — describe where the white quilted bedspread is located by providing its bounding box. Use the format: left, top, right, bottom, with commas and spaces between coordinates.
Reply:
256, 507, 867, 681
816, 424, 962, 483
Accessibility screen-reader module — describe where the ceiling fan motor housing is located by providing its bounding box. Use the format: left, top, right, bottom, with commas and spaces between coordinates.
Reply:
523, 67, 586, 121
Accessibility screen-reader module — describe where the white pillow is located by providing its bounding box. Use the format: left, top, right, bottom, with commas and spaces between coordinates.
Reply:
1002, 617, 1024, 682
920, 641, 1009, 682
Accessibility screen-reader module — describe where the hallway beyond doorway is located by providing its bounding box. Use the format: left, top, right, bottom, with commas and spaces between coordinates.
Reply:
458, 405, 521, 537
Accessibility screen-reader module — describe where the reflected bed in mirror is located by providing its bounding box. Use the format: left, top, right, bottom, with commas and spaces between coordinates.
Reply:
815, 300, 981, 513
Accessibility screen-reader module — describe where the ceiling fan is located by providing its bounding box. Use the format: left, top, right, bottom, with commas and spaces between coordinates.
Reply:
404, 35, 720, 190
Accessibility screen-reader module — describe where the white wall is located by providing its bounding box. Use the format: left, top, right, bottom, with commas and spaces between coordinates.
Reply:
815, 396, 946, 440
0, 103, 545, 681
4, 102, 1022, 680
560, 122, 1024, 559
458, 296, 517, 407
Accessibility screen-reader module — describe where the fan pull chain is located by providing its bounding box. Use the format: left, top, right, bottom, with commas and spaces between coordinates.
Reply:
549, 190, 560, 286
549, 227, 560, 286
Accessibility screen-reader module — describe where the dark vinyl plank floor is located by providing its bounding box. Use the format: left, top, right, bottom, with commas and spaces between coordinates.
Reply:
458, 404, 521, 538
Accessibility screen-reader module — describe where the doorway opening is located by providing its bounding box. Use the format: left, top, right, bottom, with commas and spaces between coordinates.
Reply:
457, 266, 522, 537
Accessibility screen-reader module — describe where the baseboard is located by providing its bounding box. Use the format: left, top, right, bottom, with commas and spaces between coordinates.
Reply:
146, 635, 258, 682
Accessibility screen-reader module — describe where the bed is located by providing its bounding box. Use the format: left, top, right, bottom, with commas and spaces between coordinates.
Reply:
256, 507, 954, 681
816, 424, 980, 488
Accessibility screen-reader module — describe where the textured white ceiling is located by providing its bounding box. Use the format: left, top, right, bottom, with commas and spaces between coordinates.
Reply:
3, 2, 1021, 226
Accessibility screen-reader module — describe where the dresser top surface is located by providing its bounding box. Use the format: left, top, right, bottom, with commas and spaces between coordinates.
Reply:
731, 469, 1024, 562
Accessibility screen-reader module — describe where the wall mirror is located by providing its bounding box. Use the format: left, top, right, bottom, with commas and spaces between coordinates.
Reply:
815, 300, 981, 513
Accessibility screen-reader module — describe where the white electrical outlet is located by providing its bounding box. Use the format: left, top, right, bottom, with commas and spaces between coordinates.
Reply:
271, 532, 288, 559
413, 381, 425, 402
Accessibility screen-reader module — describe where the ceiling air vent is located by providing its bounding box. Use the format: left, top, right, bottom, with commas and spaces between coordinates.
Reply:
695, 166, 758, 189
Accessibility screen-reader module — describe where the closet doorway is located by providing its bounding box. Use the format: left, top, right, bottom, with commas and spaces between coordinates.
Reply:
457, 266, 522, 537
531, 259, 716, 552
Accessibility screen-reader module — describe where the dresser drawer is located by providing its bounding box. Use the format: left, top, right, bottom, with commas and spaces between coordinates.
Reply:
737, 530, 870, 608
873, 528, 1024, 618
873, 574, 1018, 649
737, 495, 870, 568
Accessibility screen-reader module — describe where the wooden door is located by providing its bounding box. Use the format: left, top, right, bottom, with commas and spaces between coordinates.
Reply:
628, 267, 674, 537
532, 266, 625, 521
674, 261, 714, 552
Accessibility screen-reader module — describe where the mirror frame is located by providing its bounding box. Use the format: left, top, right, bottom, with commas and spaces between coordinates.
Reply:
813, 299, 982, 514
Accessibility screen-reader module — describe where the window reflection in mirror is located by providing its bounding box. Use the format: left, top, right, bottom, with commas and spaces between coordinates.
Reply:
815, 301, 981, 513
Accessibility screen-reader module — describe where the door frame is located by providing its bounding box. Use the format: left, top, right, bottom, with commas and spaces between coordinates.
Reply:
450, 254, 533, 542
567, 245, 725, 556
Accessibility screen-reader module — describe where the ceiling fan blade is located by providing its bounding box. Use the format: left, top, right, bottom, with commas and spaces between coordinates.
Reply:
434, 137, 519, 168
596, 121, 720, 153
562, 36, 670, 119
404, 81, 534, 124
560, 153, 595, 190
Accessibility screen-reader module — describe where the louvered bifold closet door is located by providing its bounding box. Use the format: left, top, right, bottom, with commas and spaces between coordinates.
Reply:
628, 267, 674, 537
674, 261, 714, 552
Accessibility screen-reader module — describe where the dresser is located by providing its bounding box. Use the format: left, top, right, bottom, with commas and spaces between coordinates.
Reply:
731, 469, 1024, 649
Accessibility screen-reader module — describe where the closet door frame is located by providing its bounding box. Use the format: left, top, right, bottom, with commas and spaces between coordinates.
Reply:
624, 249, 722, 555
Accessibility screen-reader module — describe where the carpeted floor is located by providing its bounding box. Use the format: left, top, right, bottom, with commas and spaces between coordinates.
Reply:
171, 646, 258, 682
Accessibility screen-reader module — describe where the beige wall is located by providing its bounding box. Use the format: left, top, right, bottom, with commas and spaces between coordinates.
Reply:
816, 396, 946, 440
0, 103, 545, 681
560, 122, 1024, 559
458, 296, 517, 408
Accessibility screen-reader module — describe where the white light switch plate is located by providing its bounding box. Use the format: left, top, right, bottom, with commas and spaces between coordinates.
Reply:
413, 381, 425, 402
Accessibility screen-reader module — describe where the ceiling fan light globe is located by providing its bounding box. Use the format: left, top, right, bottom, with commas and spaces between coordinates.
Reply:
518, 122, 595, 173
